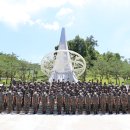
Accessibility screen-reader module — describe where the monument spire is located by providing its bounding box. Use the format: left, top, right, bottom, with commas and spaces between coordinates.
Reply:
49, 27, 78, 82
58, 27, 68, 50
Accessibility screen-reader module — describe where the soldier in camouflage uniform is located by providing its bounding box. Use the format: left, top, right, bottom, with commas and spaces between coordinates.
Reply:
108, 92, 114, 114
49, 92, 55, 114
100, 92, 107, 114
121, 92, 128, 113
16, 91, 22, 114
6, 91, 13, 113
3, 90, 7, 111
92, 92, 99, 114
71, 95, 77, 114
77, 92, 84, 114
0, 89, 4, 113
32, 91, 39, 114
24, 91, 30, 114
85, 93, 91, 114
13, 91, 17, 111
128, 89, 130, 113
64, 93, 70, 114
114, 93, 121, 114
57, 92, 63, 114
41, 92, 48, 114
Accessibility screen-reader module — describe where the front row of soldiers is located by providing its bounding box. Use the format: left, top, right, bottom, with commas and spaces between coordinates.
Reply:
0, 82, 130, 114
0, 91, 130, 114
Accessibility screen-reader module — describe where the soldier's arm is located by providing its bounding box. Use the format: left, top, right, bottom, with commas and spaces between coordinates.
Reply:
46, 96, 49, 104
76, 97, 78, 106
126, 96, 128, 104
32, 96, 34, 105
38, 95, 41, 104
3, 94, 6, 102
113, 97, 115, 105
5, 95, 7, 103
120, 96, 123, 104
63, 95, 65, 102
84, 97, 86, 104
91, 97, 93, 104
98, 97, 100, 104
62, 96, 64, 104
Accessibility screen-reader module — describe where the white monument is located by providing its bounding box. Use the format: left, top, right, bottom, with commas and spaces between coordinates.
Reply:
41, 27, 86, 83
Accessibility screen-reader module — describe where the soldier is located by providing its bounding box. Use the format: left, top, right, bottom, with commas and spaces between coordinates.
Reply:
29, 88, 34, 107
108, 92, 114, 114
121, 92, 128, 114
100, 92, 107, 114
3, 90, 7, 111
13, 91, 17, 111
0, 89, 4, 113
56, 92, 63, 114
6, 91, 13, 113
49, 92, 55, 114
64, 93, 70, 114
16, 92, 22, 114
71, 95, 77, 114
85, 93, 91, 114
92, 92, 99, 114
24, 91, 30, 114
32, 91, 39, 114
41, 92, 48, 114
114, 93, 121, 114
128, 89, 130, 113
77, 92, 84, 114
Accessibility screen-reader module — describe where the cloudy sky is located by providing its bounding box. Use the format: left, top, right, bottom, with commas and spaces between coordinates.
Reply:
0, 0, 130, 63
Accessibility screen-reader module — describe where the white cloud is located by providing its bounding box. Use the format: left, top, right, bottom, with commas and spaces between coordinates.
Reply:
28, 19, 60, 30
56, 8, 73, 17
40, 21, 60, 31
0, 0, 87, 30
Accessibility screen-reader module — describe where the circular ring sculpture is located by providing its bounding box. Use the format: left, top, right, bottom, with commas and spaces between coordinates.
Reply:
41, 50, 86, 78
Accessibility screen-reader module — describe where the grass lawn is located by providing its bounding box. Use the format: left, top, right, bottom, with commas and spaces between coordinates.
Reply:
1, 76, 130, 86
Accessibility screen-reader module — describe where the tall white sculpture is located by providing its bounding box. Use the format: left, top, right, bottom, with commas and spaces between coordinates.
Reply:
41, 27, 86, 83
49, 28, 78, 82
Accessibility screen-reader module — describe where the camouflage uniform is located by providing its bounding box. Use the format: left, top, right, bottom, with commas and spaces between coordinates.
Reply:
24, 92, 30, 114
6, 91, 13, 113
92, 93, 99, 114
121, 92, 128, 113
77, 93, 84, 114
85, 93, 91, 114
32, 92, 39, 114
13, 91, 17, 111
0, 90, 4, 113
114, 93, 121, 114
71, 95, 77, 114
57, 92, 63, 114
100, 93, 107, 114
49, 93, 55, 114
2, 90, 7, 111
16, 92, 22, 113
64, 94, 70, 114
41, 92, 48, 114
108, 93, 114, 114
128, 92, 130, 113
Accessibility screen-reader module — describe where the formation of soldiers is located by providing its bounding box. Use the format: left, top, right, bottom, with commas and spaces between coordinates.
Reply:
0, 80, 130, 114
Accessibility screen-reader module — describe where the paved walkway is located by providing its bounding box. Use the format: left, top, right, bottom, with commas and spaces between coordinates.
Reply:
0, 114, 130, 130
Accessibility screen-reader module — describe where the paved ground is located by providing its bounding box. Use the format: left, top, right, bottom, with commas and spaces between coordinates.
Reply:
0, 114, 130, 130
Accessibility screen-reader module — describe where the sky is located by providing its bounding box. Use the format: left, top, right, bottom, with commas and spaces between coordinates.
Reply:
0, 0, 130, 63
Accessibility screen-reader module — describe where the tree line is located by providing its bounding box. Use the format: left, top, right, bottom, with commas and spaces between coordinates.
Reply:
1, 35, 130, 85
0, 52, 47, 84
64, 35, 130, 85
